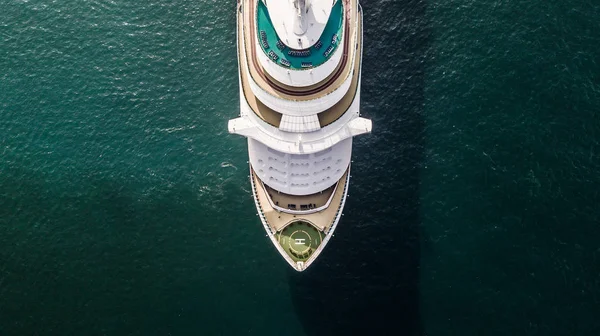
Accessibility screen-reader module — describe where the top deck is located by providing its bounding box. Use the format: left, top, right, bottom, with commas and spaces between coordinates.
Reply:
235, 0, 363, 128
240, 0, 360, 100
257, 0, 344, 70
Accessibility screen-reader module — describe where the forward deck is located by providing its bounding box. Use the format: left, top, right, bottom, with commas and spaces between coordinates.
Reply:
252, 167, 349, 232
251, 167, 349, 264
264, 183, 335, 210
278, 221, 323, 262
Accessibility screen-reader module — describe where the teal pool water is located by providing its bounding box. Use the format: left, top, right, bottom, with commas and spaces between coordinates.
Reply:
256, 0, 343, 69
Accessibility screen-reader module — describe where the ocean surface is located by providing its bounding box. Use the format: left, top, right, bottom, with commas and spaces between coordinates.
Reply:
1, 0, 599, 335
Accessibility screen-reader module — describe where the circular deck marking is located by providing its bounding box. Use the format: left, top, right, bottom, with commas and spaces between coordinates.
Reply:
278, 221, 323, 261
288, 230, 313, 255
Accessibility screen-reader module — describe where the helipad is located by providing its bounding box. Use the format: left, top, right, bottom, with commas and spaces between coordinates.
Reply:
277, 221, 323, 262
256, 0, 344, 70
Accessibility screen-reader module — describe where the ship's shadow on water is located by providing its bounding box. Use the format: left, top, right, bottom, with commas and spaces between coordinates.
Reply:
288, 0, 429, 335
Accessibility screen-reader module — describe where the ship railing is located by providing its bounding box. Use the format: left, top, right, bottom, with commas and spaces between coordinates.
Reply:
249, 168, 275, 235
326, 168, 351, 235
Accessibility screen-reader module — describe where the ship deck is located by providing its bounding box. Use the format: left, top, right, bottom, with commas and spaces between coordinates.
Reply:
277, 221, 323, 262
237, 0, 363, 128
256, 0, 344, 70
252, 167, 349, 266
264, 183, 335, 210
252, 168, 349, 232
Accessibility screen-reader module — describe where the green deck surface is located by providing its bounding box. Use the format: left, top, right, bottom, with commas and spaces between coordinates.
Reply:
256, 0, 344, 70
277, 221, 323, 262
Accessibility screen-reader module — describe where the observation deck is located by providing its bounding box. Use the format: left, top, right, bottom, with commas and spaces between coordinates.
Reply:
257, 0, 344, 70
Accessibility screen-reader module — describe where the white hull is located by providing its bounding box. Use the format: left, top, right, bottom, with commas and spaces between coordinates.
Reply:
229, 0, 369, 271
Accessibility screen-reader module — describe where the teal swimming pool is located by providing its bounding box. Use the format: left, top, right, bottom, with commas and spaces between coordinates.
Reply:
256, 0, 344, 70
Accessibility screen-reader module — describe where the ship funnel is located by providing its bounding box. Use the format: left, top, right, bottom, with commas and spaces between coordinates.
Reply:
292, 0, 308, 35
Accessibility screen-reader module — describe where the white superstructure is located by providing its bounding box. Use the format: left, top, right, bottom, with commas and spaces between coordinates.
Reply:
228, 0, 370, 271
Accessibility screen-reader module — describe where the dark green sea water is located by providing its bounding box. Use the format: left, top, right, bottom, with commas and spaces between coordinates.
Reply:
1, 0, 599, 335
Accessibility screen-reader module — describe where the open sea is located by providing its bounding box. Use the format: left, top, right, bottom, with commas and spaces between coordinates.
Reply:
1, 0, 599, 335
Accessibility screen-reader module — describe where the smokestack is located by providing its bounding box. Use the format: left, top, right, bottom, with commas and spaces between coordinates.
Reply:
292, 0, 308, 35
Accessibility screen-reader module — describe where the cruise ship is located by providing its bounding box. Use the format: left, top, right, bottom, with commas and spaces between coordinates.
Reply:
228, 0, 371, 271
